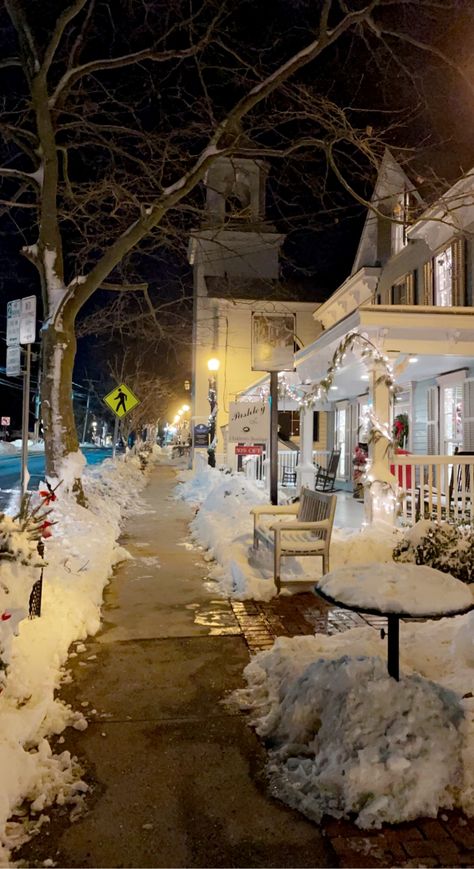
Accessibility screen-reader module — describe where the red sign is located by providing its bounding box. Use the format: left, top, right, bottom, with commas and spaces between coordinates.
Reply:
1, 417, 10, 426
235, 445, 263, 456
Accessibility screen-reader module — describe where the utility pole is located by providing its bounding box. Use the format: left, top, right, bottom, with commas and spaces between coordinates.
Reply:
20, 344, 31, 498
82, 382, 92, 444
33, 355, 41, 442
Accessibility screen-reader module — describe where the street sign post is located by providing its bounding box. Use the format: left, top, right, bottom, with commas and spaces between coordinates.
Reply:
6, 346, 21, 377
103, 383, 141, 459
19, 296, 36, 344
6, 299, 20, 348
6, 296, 38, 495
103, 383, 141, 419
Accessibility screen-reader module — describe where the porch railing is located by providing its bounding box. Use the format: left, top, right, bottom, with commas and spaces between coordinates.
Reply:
243, 449, 330, 485
393, 454, 474, 524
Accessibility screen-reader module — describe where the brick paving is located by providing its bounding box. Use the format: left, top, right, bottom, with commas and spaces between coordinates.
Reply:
230, 593, 474, 868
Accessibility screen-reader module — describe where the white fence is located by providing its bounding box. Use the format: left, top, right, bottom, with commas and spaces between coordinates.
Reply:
243, 449, 330, 485
393, 454, 473, 523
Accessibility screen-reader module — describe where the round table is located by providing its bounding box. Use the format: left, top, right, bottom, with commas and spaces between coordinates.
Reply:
315, 563, 474, 681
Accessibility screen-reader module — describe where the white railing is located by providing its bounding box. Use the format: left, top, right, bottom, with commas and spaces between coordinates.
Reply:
243, 449, 330, 486
393, 454, 474, 524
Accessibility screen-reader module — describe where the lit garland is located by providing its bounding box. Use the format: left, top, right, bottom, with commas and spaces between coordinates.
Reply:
277, 331, 398, 410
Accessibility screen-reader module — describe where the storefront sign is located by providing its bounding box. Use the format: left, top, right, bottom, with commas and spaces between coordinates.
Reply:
228, 401, 269, 443
235, 445, 263, 456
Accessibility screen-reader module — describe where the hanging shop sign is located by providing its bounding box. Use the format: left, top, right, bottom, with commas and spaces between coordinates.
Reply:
228, 401, 269, 443
251, 312, 295, 372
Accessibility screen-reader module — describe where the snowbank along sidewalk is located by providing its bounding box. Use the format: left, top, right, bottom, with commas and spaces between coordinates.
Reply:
0, 446, 164, 865
177, 465, 474, 830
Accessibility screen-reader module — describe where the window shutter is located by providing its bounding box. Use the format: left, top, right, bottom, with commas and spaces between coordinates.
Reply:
427, 385, 439, 454
423, 260, 433, 305
463, 378, 474, 450
406, 272, 414, 305
452, 238, 466, 306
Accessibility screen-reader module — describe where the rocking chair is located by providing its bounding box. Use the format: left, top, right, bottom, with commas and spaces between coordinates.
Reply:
314, 449, 340, 492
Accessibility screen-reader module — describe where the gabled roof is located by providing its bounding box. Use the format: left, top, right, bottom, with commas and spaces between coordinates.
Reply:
351, 149, 424, 275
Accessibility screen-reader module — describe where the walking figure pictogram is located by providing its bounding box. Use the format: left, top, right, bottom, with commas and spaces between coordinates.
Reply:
114, 388, 128, 414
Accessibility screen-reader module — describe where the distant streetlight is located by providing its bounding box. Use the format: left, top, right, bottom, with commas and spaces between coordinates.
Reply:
182, 404, 190, 412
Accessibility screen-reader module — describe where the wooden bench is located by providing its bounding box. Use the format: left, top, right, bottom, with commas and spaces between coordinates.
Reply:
250, 488, 337, 593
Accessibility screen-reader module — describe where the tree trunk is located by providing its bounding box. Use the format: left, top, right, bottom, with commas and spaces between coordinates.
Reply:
41, 316, 86, 503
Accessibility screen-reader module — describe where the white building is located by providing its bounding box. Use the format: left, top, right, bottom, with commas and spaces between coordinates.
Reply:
189, 151, 321, 468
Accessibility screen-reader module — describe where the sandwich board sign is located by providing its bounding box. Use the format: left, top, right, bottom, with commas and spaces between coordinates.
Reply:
103, 383, 140, 419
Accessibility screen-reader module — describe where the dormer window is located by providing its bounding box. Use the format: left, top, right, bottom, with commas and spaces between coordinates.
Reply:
391, 191, 409, 255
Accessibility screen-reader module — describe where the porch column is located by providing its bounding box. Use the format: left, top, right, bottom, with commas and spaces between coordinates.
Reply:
365, 362, 398, 526
297, 405, 315, 491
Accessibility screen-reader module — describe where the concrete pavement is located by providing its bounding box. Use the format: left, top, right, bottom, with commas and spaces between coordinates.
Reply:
19, 465, 334, 868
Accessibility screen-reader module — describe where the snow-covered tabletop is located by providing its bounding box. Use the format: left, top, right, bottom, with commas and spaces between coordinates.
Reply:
316, 562, 474, 618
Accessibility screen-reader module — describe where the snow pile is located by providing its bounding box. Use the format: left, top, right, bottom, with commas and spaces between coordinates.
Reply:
175, 466, 226, 505
10, 441, 45, 453
235, 634, 468, 828
0, 444, 18, 456
178, 467, 399, 600
0, 453, 154, 865
317, 562, 474, 615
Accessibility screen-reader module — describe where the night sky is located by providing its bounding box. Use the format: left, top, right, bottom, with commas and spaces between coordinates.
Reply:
1, 0, 474, 430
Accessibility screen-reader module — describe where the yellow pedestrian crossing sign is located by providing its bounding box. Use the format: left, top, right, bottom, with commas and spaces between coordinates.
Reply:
103, 383, 141, 419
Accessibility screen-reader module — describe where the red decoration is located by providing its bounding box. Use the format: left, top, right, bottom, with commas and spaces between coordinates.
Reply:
40, 520, 53, 539
1, 613, 11, 621
39, 490, 57, 505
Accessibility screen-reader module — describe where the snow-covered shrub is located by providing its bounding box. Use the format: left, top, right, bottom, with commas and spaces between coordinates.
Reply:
393, 520, 474, 584
0, 502, 47, 684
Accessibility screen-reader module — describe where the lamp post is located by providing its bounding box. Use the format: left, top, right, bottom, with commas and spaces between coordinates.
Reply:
207, 357, 220, 467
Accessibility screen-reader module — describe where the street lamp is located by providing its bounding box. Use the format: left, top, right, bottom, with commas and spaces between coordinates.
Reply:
207, 358, 220, 467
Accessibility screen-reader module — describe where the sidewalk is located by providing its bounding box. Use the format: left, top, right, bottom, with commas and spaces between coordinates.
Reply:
19, 465, 334, 869
18, 464, 474, 869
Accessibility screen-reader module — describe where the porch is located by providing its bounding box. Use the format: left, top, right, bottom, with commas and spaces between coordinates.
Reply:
242, 448, 474, 527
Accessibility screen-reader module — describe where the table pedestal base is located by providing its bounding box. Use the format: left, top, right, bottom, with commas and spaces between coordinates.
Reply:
387, 614, 400, 681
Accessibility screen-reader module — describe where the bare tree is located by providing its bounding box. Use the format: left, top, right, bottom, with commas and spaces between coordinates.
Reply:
0, 0, 471, 495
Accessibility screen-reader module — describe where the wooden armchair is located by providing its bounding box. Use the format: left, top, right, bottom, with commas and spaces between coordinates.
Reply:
250, 488, 337, 593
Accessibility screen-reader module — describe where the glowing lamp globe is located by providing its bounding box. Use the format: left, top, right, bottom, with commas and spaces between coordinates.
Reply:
207, 358, 220, 372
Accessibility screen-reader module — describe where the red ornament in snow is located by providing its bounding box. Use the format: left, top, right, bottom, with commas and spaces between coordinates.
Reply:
40, 520, 53, 539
